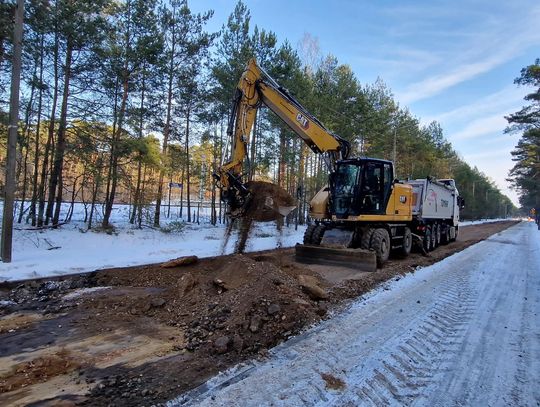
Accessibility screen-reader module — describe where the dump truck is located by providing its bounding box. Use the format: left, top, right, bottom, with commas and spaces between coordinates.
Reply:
214, 58, 464, 272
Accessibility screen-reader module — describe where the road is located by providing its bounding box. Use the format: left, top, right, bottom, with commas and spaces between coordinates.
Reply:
174, 221, 540, 407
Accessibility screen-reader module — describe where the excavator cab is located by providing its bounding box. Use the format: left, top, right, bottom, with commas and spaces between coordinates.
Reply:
330, 158, 394, 219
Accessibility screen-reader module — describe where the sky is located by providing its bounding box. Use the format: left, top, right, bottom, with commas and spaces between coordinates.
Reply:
191, 0, 540, 205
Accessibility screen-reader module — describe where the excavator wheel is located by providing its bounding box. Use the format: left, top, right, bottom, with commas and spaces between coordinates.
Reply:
303, 224, 317, 244
360, 228, 375, 250
311, 225, 326, 245
370, 228, 390, 267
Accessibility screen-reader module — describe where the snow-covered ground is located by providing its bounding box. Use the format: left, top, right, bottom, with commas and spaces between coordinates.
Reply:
0, 202, 305, 282
0, 201, 515, 282
172, 221, 539, 407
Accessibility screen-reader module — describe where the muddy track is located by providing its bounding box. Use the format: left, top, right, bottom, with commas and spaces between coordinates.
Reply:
174, 221, 539, 406
0, 221, 520, 406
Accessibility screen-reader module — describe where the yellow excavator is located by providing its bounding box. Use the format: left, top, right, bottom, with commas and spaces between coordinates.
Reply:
215, 59, 461, 272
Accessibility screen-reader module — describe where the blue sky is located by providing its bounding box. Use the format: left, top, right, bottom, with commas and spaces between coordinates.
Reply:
192, 0, 540, 205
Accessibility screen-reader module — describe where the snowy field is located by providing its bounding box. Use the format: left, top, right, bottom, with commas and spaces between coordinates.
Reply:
0, 201, 514, 282
0, 202, 305, 282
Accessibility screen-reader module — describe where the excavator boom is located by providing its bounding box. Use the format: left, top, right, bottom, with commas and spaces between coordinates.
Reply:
215, 58, 376, 272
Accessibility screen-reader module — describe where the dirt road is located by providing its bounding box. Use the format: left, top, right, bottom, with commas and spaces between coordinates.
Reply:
0, 221, 523, 406
174, 221, 540, 406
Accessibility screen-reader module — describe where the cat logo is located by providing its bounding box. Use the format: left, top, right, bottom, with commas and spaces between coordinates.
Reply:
399, 195, 407, 203
296, 113, 310, 129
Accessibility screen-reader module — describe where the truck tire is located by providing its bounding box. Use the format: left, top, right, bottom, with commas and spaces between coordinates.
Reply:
303, 224, 317, 244
360, 228, 375, 250
399, 227, 412, 257
371, 228, 390, 267
440, 225, 450, 245
431, 224, 437, 249
450, 226, 459, 242
423, 226, 432, 252
434, 223, 441, 247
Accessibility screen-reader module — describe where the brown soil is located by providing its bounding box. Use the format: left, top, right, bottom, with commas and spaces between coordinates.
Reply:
320, 372, 346, 390
0, 221, 518, 406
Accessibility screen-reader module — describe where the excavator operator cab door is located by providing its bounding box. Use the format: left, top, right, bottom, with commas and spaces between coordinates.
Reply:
330, 159, 394, 218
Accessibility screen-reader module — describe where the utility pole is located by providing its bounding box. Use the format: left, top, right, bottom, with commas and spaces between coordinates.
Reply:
1, 0, 24, 263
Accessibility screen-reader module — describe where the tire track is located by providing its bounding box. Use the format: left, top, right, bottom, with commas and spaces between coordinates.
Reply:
335, 270, 478, 406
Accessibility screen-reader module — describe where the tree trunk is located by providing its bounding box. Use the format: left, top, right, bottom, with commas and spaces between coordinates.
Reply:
48, 42, 73, 227
37, 29, 60, 227
103, 73, 129, 228
29, 33, 45, 226
185, 107, 191, 222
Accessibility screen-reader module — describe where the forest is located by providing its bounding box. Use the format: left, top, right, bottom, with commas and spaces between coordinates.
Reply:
0, 0, 516, 231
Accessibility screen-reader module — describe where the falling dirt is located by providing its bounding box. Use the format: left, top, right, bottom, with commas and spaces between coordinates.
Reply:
0, 221, 519, 406
224, 181, 296, 253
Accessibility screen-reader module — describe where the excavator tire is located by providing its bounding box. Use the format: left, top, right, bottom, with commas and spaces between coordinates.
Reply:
303, 224, 317, 244
370, 228, 390, 267
360, 228, 375, 250
311, 225, 326, 245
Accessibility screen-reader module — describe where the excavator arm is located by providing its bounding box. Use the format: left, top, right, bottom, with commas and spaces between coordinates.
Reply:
215, 58, 350, 216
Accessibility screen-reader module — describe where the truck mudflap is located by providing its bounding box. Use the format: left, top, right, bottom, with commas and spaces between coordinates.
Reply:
295, 244, 377, 272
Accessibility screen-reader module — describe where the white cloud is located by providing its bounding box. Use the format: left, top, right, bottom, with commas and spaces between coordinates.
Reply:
449, 113, 511, 141
424, 85, 527, 124
395, 6, 540, 103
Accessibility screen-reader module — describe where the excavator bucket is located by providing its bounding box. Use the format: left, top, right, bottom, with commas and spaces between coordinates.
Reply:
295, 244, 377, 272
242, 181, 297, 222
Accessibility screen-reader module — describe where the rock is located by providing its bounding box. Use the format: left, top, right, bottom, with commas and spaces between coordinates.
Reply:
141, 389, 150, 397
178, 273, 198, 295
161, 255, 198, 268
150, 297, 166, 308
316, 303, 327, 316
267, 303, 281, 315
297, 274, 327, 300
232, 334, 244, 352
213, 278, 228, 291
214, 336, 231, 354
249, 315, 261, 333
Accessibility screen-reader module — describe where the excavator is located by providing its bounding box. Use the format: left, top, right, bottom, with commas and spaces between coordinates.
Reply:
214, 59, 459, 272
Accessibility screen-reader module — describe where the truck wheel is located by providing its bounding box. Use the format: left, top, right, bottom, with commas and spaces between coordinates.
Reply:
360, 228, 375, 250
434, 223, 441, 247
312, 225, 326, 245
399, 227, 412, 257
431, 224, 438, 249
452, 226, 459, 242
303, 224, 317, 244
440, 226, 449, 245
371, 228, 390, 267
423, 226, 432, 252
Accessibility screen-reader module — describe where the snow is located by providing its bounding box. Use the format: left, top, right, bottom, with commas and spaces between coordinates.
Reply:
0, 202, 306, 282
172, 221, 539, 406
62, 286, 112, 300
459, 217, 515, 226
0, 200, 514, 283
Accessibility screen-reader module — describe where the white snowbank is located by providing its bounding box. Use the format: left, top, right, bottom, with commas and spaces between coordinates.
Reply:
459, 218, 516, 226
0, 202, 305, 282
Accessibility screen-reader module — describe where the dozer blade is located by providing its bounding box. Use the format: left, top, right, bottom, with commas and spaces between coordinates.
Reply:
295, 244, 377, 273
